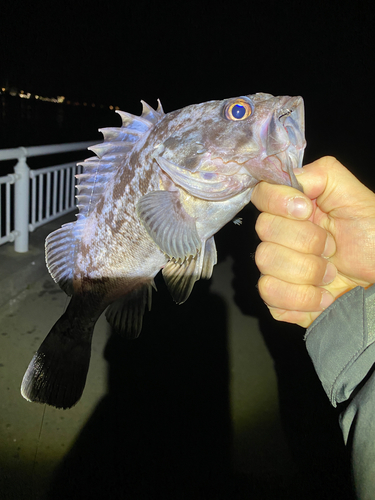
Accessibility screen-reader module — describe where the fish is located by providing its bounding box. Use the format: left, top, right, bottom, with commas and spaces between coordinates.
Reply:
21, 92, 306, 409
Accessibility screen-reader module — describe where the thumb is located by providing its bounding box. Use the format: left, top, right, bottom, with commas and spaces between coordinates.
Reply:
296, 156, 374, 215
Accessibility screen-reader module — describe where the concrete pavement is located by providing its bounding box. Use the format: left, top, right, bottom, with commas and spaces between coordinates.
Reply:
0, 213, 354, 499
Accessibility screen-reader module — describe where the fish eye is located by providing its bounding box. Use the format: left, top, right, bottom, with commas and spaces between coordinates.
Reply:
224, 98, 253, 121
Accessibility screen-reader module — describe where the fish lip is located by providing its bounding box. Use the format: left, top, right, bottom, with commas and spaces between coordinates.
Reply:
277, 95, 305, 136
282, 95, 303, 110
272, 95, 306, 167
264, 96, 305, 191
277, 95, 304, 118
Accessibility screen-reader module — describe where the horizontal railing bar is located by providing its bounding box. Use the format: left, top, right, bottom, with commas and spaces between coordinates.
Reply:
29, 160, 86, 177
0, 174, 15, 185
0, 141, 95, 161
0, 234, 14, 245
29, 209, 77, 232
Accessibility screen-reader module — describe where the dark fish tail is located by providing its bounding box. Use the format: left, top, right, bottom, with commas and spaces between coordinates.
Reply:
21, 307, 95, 409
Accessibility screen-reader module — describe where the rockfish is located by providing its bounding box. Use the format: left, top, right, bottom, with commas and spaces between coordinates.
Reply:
21, 93, 306, 408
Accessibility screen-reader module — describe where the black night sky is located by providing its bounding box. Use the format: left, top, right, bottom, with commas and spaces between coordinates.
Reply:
1, 0, 374, 187
0, 3, 374, 498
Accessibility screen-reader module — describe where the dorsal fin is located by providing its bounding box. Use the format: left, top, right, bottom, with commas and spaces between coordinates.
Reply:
140, 99, 164, 124
45, 101, 165, 291
75, 100, 165, 218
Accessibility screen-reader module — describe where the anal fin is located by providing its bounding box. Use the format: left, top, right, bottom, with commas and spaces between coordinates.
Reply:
105, 282, 154, 339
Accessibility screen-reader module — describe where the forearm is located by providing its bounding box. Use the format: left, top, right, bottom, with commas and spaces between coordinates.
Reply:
305, 285, 375, 497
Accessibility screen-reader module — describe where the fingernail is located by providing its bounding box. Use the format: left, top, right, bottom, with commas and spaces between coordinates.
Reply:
322, 262, 337, 285
322, 233, 336, 258
320, 290, 334, 310
287, 197, 310, 219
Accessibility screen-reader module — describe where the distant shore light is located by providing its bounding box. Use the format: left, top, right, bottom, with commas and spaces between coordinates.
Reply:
1, 87, 119, 110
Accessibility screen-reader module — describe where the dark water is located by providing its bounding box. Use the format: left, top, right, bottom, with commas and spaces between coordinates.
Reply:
0, 93, 121, 176
0, 93, 117, 150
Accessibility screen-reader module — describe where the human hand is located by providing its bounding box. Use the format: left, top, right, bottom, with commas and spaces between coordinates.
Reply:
251, 156, 375, 328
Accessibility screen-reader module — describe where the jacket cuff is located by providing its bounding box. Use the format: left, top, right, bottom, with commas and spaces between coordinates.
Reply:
305, 286, 375, 407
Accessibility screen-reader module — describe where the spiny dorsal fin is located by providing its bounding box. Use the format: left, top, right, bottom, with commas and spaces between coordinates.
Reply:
141, 99, 164, 124
76, 101, 165, 218
46, 101, 165, 290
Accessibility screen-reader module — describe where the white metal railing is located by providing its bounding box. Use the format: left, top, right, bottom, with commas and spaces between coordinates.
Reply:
0, 141, 95, 252
0, 173, 13, 246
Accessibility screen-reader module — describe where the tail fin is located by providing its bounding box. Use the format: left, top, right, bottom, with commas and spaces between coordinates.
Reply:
21, 313, 93, 409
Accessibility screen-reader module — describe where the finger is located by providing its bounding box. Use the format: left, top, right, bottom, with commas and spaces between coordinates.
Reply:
266, 307, 320, 329
255, 213, 336, 257
258, 275, 335, 312
255, 242, 337, 285
251, 181, 313, 220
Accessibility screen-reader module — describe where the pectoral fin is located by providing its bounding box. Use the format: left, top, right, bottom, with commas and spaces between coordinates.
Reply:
136, 190, 201, 260
156, 156, 254, 201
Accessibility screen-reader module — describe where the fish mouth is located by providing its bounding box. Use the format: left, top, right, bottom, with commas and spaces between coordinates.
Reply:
267, 96, 305, 159
266, 96, 306, 191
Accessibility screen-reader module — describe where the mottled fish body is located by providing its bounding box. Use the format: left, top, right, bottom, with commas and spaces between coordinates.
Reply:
21, 93, 306, 408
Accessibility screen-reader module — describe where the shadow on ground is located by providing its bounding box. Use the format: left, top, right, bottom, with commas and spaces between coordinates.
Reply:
229, 207, 354, 499
46, 207, 354, 500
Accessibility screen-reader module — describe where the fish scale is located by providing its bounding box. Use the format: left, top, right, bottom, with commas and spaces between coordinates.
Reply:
21, 93, 306, 409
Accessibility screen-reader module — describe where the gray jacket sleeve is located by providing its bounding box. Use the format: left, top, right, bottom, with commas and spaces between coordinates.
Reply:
305, 285, 375, 499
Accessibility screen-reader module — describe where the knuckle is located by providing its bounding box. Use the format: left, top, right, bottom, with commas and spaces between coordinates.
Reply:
259, 274, 321, 312
254, 214, 265, 239
255, 212, 273, 240
257, 274, 269, 297
251, 182, 270, 211
255, 242, 273, 270
258, 274, 278, 303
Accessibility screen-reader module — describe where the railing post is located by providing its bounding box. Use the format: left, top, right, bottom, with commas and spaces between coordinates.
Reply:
13, 148, 30, 252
